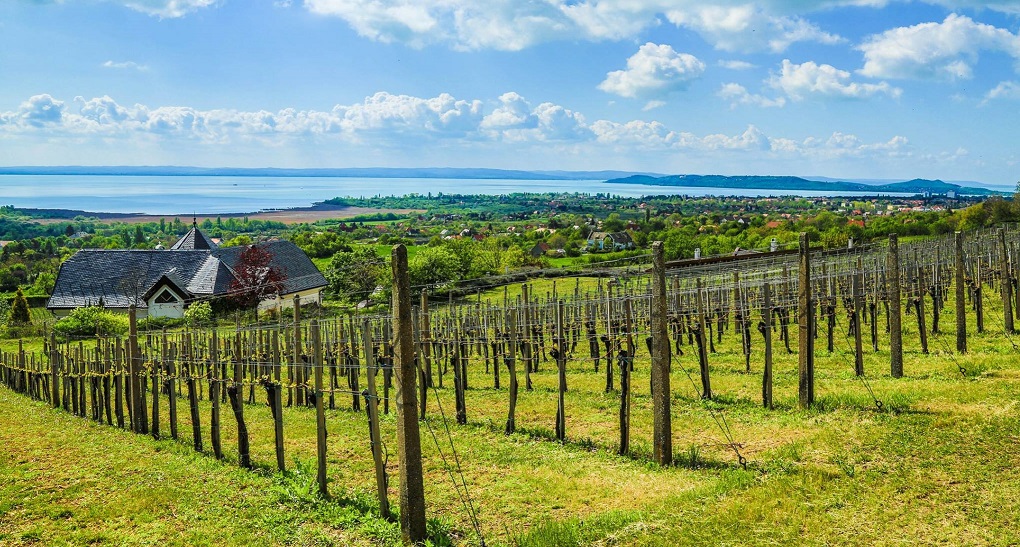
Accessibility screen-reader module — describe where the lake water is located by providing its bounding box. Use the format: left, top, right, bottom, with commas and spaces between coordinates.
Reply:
0, 174, 918, 215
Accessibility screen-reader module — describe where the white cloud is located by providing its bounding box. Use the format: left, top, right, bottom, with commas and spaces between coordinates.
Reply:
0, 91, 923, 166
984, 81, 1020, 102
858, 14, 1020, 80
770, 59, 901, 100
718, 83, 786, 108
719, 60, 756, 70
642, 100, 666, 111
664, 4, 842, 53
598, 43, 704, 99
301, 1, 845, 52
102, 60, 149, 71
119, 0, 217, 18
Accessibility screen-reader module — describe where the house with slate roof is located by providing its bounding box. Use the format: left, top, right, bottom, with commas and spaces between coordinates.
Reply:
47, 226, 326, 319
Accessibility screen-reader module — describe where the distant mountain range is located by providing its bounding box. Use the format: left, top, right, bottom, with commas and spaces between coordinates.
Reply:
607, 174, 1001, 196
0, 165, 663, 181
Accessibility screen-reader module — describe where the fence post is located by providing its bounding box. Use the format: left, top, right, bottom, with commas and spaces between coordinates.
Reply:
555, 299, 567, 442
361, 319, 390, 517
798, 233, 814, 408
230, 332, 251, 469
888, 233, 903, 378
128, 305, 148, 434
955, 231, 967, 353
853, 265, 865, 376
762, 281, 773, 409
695, 278, 711, 399
391, 244, 427, 544
505, 308, 519, 435
312, 320, 327, 496
293, 294, 303, 407
1000, 228, 1014, 333
49, 332, 59, 408
650, 241, 672, 465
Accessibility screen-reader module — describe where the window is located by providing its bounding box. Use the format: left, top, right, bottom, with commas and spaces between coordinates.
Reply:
154, 289, 179, 304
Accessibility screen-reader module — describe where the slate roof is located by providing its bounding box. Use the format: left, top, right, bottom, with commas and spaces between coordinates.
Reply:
213, 240, 327, 296
48, 229, 325, 311
170, 226, 218, 250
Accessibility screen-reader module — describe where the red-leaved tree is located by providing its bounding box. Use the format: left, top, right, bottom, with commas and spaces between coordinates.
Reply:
229, 245, 285, 310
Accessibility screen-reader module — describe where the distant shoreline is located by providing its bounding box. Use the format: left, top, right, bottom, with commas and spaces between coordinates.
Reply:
19, 203, 420, 225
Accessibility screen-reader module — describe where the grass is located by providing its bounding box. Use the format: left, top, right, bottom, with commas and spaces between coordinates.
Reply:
2, 291, 1020, 545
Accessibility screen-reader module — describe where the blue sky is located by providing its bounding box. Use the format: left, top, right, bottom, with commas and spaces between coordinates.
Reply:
2, 1, 1020, 184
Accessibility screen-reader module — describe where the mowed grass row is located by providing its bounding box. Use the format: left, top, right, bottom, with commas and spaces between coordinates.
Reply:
2, 293, 1020, 545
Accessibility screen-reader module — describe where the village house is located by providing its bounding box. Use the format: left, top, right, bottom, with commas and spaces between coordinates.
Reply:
47, 225, 326, 319
587, 231, 634, 251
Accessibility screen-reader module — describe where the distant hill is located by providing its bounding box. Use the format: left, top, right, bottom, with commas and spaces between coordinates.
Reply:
608, 174, 1000, 196
0, 166, 664, 181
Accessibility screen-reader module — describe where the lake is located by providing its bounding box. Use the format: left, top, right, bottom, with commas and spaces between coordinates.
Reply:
0, 174, 918, 215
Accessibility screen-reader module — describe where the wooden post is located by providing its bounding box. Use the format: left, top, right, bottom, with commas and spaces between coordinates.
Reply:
955, 231, 967, 353
312, 320, 328, 496
272, 329, 285, 472
555, 299, 567, 442
695, 278, 711, 399
128, 306, 148, 434
391, 244, 427, 544
505, 308, 519, 435
1000, 228, 1014, 333
210, 332, 223, 459
362, 319, 390, 518
853, 267, 865, 376
165, 332, 178, 440
888, 233, 903, 378
419, 290, 432, 419
762, 281, 773, 409
49, 332, 59, 408
293, 294, 303, 406
186, 333, 202, 452
650, 241, 672, 465
797, 233, 814, 408
229, 332, 252, 469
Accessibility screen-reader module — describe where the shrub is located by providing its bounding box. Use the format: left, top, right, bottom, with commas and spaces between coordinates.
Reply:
9, 288, 31, 325
184, 301, 214, 326
53, 306, 129, 340
138, 315, 186, 331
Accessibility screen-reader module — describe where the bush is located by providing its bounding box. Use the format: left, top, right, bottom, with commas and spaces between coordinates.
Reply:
53, 306, 129, 340
184, 301, 214, 326
138, 315, 186, 331
9, 288, 31, 325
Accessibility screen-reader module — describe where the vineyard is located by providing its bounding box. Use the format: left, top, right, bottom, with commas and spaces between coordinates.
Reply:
3, 226, 1020, 545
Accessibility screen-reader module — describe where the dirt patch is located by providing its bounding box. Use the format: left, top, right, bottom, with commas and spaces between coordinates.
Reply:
31, 204, 422, 225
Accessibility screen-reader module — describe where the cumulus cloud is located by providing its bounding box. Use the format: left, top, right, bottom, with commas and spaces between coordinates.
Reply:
664, 4, 842, 53
0, 91, 920, 165
300, 1, 845, 52
598, 43, 704, 99
4, 94, 67, 127
770, 59, 901, 100
858, 14, 1020, 80
718, 83, 786, 108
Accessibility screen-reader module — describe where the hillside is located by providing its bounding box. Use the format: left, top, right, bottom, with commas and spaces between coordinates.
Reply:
609, 174, 999, 196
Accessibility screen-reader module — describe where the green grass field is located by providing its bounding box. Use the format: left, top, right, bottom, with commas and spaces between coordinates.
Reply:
2, 294, 1020, 545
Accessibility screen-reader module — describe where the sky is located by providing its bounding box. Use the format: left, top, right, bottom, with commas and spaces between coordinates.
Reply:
2, 1, 1020, 185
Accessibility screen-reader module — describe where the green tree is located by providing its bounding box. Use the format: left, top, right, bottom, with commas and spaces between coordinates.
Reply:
408, 246, 460, 288
326, 246, 385, 303
9, 288, 30, 324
